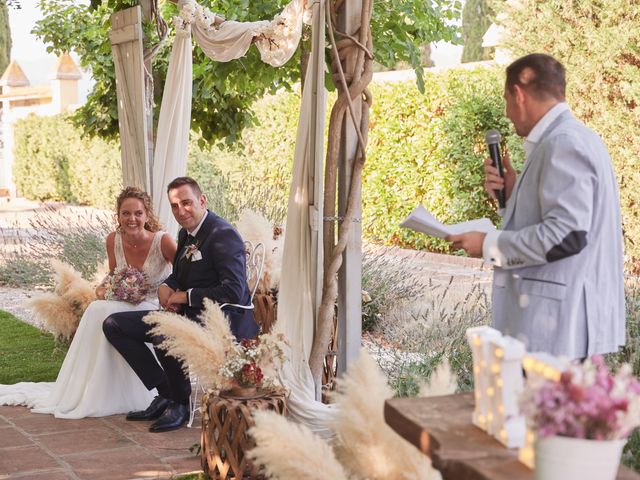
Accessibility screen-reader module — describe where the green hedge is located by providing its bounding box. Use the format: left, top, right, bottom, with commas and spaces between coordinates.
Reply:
13, 113, 122, 208
363, 66, 523, 252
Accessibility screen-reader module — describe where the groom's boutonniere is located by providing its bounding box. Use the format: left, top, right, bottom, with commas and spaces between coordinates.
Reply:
185, 242, 202, 262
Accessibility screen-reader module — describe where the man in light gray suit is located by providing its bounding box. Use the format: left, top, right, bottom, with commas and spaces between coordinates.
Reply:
447, 53, 625, 359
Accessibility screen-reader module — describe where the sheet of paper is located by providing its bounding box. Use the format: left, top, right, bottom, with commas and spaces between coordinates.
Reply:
400, 205, 495, 238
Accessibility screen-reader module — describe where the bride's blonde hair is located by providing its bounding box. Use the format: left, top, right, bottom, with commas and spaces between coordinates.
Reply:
115, 187, 161, 232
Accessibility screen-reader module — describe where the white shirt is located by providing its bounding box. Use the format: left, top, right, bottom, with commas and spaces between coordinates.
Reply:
482, 103, 569, 266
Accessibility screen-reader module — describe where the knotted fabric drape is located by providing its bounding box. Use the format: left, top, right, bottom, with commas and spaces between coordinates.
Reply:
151, 0, 335, 437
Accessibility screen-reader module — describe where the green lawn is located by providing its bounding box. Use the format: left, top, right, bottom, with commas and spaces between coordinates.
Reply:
0, 310, 68, 384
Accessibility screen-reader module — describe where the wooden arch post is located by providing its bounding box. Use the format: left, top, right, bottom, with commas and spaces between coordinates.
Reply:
109, 6, 152, 192
309, 0, 373, 389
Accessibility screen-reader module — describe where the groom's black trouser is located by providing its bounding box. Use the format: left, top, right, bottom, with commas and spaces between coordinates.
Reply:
103, 311, 191, 405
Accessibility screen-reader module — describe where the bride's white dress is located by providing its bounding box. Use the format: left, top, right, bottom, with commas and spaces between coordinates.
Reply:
0, 231, 172, 418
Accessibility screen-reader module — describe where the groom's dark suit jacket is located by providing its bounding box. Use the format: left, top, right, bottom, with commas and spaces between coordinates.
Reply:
165, 210, 259, 340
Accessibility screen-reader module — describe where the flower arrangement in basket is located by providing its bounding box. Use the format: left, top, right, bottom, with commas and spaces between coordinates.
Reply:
143, 299, 288, 396
220, 337, 286, 394
520, 355, 640, 480
103, 266, 149, 304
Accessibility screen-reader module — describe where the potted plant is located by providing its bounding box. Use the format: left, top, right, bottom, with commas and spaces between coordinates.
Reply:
520, 355, 640, 480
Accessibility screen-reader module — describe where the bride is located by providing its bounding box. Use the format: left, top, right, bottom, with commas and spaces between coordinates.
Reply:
0, 187, 177, 418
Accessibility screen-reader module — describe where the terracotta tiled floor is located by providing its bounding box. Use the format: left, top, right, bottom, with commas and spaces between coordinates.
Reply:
0, 406, 202, 480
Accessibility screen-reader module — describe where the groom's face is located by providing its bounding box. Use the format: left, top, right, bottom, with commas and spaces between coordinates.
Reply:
168, 184, 207, 232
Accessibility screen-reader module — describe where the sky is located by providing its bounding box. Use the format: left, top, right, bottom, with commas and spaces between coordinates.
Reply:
8, 1, 93, 101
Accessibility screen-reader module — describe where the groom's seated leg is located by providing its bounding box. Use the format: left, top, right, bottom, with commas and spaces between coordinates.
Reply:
151, 339, 192, 406
146, 335, 191, 432
103, 311, 171, 398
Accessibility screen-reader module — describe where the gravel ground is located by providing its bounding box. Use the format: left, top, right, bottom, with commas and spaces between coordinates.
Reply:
0, 287, 39, 325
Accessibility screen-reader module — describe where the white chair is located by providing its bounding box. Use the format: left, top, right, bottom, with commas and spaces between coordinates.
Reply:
187, 240, 266, 428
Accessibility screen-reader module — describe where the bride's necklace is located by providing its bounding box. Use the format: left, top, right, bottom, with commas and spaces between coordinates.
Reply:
124, 234, 145, 250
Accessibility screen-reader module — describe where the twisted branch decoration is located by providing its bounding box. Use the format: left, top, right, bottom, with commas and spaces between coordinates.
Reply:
309, 0, 373, 386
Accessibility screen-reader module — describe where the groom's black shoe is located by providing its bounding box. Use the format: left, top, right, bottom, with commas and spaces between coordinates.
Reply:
126, 395, 170, 421
149, 402, 189, 433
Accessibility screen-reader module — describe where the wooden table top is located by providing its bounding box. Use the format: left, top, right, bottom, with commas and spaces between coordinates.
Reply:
384, 392, 639, 480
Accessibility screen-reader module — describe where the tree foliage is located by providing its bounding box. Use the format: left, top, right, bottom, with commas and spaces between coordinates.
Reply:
497, 0, 640, 265
32, 0, 461, 144
0, 0, 11, 75
460, 0, 493, 63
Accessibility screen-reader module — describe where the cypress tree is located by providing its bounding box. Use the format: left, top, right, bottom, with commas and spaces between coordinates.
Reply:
0, 0, 11, 75
461, 0, 494, 63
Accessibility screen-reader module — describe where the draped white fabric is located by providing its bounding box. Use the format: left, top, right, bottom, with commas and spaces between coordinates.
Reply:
152, 0, 309, 232
150, 0, 335, 437
273, 0, 336, 438
174, 0, 305, 67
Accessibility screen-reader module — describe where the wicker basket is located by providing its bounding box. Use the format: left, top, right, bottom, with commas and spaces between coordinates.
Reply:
201, 390, 287, 479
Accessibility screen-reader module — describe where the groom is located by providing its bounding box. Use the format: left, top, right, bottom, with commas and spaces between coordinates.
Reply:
103, 176, 259, 432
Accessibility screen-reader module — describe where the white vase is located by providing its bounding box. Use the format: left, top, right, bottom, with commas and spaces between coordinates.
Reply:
534, 435, 626, 480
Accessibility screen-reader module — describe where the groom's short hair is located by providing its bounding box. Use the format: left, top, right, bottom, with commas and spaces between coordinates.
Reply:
167, 176, 203, 197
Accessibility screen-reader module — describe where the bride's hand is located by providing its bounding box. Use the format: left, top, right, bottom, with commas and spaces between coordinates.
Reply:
95, 286, 106, 299
157, 284, 174, 309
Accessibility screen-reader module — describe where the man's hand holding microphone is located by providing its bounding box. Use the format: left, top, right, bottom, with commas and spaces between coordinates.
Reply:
483, 130, 516, 208
446, 130, 516, 257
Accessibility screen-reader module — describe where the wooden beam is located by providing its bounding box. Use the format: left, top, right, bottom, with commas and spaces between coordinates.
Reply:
336, 0, 363, 375
110, 6, 152, 191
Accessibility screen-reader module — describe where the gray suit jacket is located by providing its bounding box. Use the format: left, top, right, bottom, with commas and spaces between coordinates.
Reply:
491, 109, 625, 358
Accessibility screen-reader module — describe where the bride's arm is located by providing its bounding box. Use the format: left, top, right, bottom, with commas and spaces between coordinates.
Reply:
96, 232, 117, 299
160, 233, 178, 264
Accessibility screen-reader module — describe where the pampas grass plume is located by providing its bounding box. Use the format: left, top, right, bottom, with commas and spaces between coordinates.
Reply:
63, 281, 97, 313
330, 349, 440, 480
418, 358, 457, 397
144, 299, 234, 390
51, 259, 84, 296
29, 294, 78, 341
248, 410, 350, 480
235, 209, 284, 291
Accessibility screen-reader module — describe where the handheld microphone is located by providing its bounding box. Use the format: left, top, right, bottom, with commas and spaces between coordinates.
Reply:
485, 129, 505, 208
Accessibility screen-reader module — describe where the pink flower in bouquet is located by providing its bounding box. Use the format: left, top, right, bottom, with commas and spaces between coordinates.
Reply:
521, 355, 640, 440
104, 266, 149, 304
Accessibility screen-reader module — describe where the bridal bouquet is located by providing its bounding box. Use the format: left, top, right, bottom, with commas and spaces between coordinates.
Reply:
520, 355, 640, 440
104, 266, 149, 304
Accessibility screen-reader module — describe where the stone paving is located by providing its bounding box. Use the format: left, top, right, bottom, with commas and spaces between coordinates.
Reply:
0, 405, 202, 479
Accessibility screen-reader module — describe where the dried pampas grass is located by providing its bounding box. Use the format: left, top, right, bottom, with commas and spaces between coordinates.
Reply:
248, 410, 350, 480
330, 349, 440, 480
51, 259, 85, 296
418, 358, 457, 397
29, 260, 97, 342
63, 281, 96, 315
29, 294, 79, 342
235, 209, 284, 291
144, 299, 235, 391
